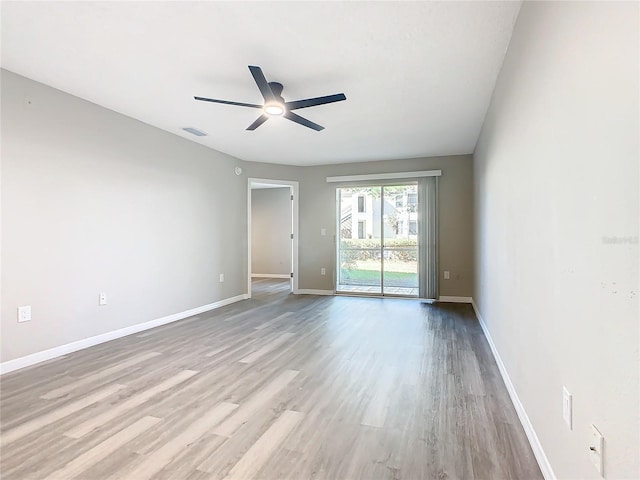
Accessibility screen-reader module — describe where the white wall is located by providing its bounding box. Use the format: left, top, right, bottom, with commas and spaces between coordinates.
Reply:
474, 2, 639, 478
1, 69, 248, 363
251, 188, 291, 276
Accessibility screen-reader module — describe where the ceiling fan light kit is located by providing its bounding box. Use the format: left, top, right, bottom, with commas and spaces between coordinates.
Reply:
264, 104, 285, 116
195, 65, 346, 131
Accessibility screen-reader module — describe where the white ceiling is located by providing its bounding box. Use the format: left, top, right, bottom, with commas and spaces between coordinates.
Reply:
1, 1, 521, 166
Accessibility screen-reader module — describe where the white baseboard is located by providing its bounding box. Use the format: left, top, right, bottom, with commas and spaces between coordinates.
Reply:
471, 299, 556, 480
0, 293, 249, 376
438, 295, 473, 303
294, 289, 334, 296
251, 274, 291, 279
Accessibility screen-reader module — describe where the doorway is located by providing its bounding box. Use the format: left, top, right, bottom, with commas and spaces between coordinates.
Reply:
247, 178, 299, 297
336, 184, 420, 296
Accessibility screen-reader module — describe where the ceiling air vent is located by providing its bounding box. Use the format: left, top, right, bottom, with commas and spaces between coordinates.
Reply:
182, 127, 207, 136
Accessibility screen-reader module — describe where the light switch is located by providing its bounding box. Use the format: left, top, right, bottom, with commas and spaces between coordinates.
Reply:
321, 228, 326, 236
18, 305, 31, 322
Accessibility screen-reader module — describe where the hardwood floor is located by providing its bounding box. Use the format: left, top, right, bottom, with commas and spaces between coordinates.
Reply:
1, 279, 542, 479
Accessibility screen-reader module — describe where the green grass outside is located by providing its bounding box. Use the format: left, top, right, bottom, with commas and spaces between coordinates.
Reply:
340, 268, 418, 287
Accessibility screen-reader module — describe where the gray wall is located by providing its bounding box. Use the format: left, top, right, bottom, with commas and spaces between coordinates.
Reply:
243, 155, 474, 296
473, 2, 639, 478
251, 188, 291, 276
1, 69, 248, 362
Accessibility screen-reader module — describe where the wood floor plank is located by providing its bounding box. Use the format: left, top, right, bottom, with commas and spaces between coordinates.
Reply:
120, 402, 238, 480
64, 370, 198, 439
40, 351, 161, 400
205, 346, 228, 357
238, 332, 295, 364
254, 312, 293, 330
360, 365, 396, 428
1, 384, 125, 446
46, 415, 161, 479
222, 410, 304, 480
212, 369, 299, 438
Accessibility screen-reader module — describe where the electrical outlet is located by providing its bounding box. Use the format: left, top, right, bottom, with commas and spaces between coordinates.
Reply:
219, 273, 225, 283
589, 424, 604, 476
562, 387, 572, 429
321, 228, 326, 236
99, 293, 107, 306
18, 305, 31, 322
321, 267, 326, 275
444, 271, 450, 280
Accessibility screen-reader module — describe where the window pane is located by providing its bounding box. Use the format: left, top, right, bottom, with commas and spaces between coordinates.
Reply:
337, 186, 382, 295
382, 185, 418, 296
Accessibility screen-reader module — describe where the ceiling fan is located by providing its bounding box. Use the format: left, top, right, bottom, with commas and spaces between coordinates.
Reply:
194, 65, 346, 131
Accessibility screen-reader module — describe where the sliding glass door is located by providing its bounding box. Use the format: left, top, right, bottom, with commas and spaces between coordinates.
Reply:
382, 186, 419, 295
338, 186, 382, 294
337, 185, 419, 296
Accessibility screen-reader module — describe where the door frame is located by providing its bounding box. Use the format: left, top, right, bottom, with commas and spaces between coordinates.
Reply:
247, 178, 299, 297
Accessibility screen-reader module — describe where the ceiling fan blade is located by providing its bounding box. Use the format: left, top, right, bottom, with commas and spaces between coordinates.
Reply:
284, 111, 324, 131
194, 96, 262, 109
285, 93, 346, 111
248, 66, 275, 103
246, 114, 269, 131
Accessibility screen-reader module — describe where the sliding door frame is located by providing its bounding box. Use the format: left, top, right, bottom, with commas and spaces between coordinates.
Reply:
330, 170, 441, 300
335, 183, 420, 297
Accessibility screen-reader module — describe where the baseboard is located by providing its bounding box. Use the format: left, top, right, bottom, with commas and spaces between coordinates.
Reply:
471, 299, 556, 480
251, 274, 291, 279
0, 293, 249, 376
294, 289, 334, 296
438, 295, 473, 303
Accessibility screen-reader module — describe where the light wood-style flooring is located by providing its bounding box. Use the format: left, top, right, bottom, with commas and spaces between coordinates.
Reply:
1, 279, 542, 479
